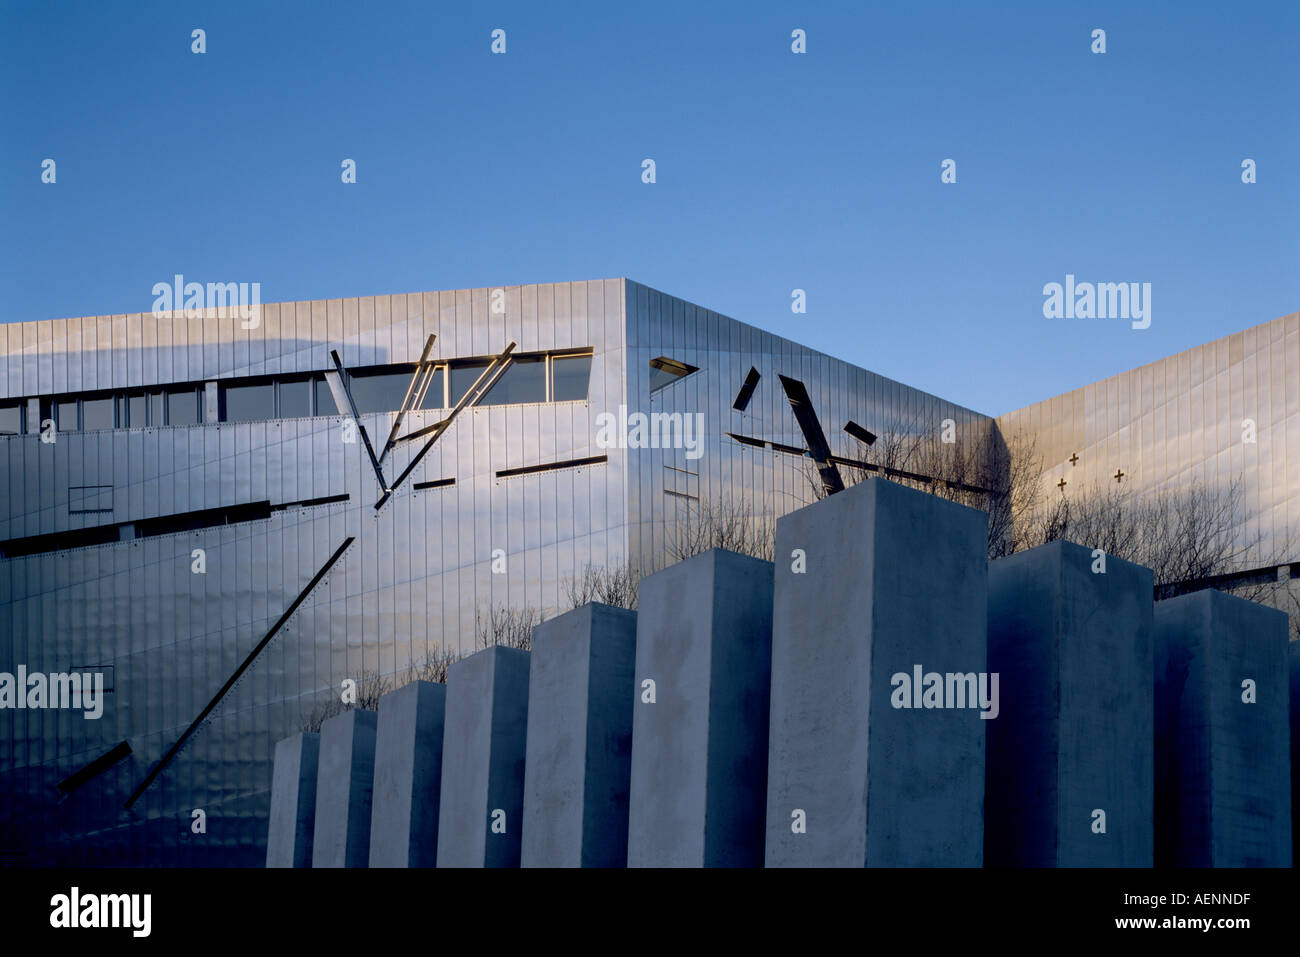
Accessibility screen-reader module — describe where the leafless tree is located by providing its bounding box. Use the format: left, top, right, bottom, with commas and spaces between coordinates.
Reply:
402, 642, 462, 685
1028, 478, 1286, 597
1274, 575, 1300, 641
804, 422, 1044, 560
299, 669, 390, 732
666, 496, 776, 563
474, 605, 544, 651
563, 562, 641, 610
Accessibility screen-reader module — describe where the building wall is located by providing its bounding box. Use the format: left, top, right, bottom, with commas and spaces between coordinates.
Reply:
997, 311, 1300, 568
4, 278, 1293, 866
622, 280, 993, 573
0, 280, 630, 865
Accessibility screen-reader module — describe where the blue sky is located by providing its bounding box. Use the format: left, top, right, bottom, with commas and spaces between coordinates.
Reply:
1, 0, 1295, 415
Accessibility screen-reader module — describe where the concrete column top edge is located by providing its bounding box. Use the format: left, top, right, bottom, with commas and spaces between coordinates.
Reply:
992, 537, 1156, 582
450, 643, 531, 676
319, 708, 378, 733
377, 679, 447, 708
1156, 586, 1290, 622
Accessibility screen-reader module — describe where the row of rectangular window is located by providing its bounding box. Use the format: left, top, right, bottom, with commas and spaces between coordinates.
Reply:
0, 386, 203, 434
0, 351, 593, 435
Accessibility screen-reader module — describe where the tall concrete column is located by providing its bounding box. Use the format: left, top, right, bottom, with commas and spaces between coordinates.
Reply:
436, 646, 531, 868
369, 681, 446, 867
1155, 589, 1291, 866
1291, 640, 1300, 869
986, 539, 1154, 866
522, 602, 637, 868
627, 548, 774, 867
266, 732, 319, 868
766, 477, 988, 867
312, 709, 378, 868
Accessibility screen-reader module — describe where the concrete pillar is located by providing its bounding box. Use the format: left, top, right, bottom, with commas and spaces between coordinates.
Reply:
1291, 640, 1300, 869
436, 646, 531, 868
986, 539, 1154, 866
312, 709, 377, 868
766, 477, 988, 867
522, 603, 637, 868
627, 548, 774, 867
1155, 589, 1291, 866
266, 732, 319, 868
369, 681, 446, 867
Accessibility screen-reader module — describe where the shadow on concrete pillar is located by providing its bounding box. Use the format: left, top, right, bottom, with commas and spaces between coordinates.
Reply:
766, 477, 988, 867
986, 539, 1154, 866
627, 548, 774, 867
1155, 589, 1291, 866
312, 709, 377, 868
522, 602, 637, 867
436, 645, 530, 867
1291, 641, 1300, 869
266, 732, 319, 868
370, 681, 446, 867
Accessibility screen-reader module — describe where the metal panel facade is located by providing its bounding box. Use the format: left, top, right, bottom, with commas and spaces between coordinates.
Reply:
1, 281, 1295, 866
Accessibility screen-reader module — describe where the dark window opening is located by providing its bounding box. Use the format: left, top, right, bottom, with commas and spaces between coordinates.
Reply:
732, 367, 761, 411
221, 381, 275, 423
450, 362, 491, 405
551, 354, 592, 401
0, 402, 25, 435
496, 454, 608, 478
278, 378, 313, 418
845, 420, 877, 446
649, 356, 699, 393
315, 375, 336, 416
349, 368, 417, 414
57, 399, 78, 432
481, 356, 546, 405
166, 386, 201, 426
81, 397, 116, 431
417, 367, 446, 410
124, 394, 147, 428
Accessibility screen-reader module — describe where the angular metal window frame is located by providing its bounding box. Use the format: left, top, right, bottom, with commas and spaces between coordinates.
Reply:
649, 356, 700, 393
548, 350, 595, 402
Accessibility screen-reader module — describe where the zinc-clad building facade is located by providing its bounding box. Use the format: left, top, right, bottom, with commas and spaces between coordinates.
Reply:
997, 311, 1300, 569
0, 278, 989, 866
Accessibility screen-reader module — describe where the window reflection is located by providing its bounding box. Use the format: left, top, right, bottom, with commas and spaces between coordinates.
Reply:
551, 354, 592, 401
480, 356, 546, 406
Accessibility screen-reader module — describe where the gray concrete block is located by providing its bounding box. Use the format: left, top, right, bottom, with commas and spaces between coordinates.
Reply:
312, 709, 378, 868
1155, 589, 1291, 866
266, 732, 319, 868
522, 603, 637, 868
436, 646, 531, 867
986, 539, 1154, 866
369, 681, 447, 867
1291, 640, 1300, 869
627, 548, 774, 867
765, 477, 988, 867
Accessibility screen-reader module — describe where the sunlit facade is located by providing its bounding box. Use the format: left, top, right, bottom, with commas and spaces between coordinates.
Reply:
998, 311, 1300, 570
0, 279, 988, 865
1, 281, 1294, 866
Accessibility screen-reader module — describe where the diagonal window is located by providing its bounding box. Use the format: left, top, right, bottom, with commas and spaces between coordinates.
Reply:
649, 356, 699, 393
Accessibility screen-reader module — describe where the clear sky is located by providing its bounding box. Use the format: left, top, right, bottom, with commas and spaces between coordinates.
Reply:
1, 0, 1295, 416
